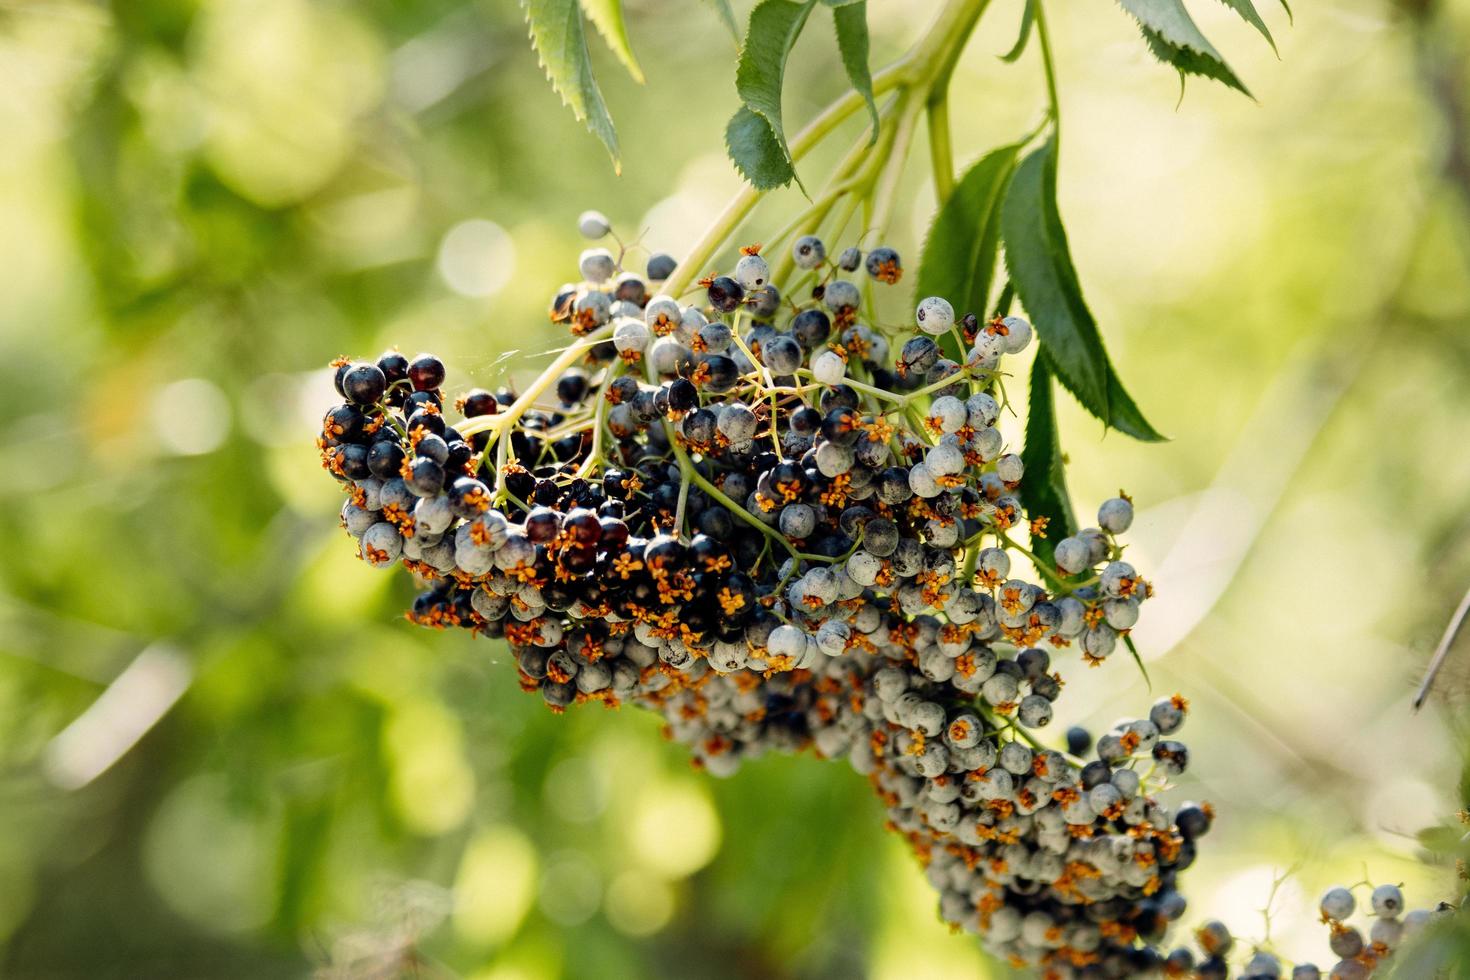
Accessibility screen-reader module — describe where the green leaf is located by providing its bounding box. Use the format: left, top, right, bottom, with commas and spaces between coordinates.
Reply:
734, 0, 819, 190
1115, 0, 1251, 96
1000, 136, 1164, 441
581, 0, 645, 83
991, 281, 1015, 318
999, 0, 1035, 63
524, 0, 621, 169
915, 144, 1022, 363
704, 0, 741, 38
1123, 634, 1153, 690
726, 106, 797, 189
1019, 357, 1077, 571
1216, 0, 1276, 53
831, 2, 878, 143
820, 0, 866, 6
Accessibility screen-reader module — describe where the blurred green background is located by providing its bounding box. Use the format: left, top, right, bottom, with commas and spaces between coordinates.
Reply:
4, 0, 1470, 976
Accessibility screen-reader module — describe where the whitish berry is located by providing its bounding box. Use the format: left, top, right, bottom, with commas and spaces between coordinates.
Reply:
1371, 882, 1404, 917
577, 210, 610, 239
1320, 886, 1355, 922
580, 247, 616, 283
824, 279, 860, 313
812, 349, 846, 385
916, 296, 956, 336
1054, 537, 1090, 575
1099, 496, 1134, 533
999, 315, 1032, 353
734, 252, 770, 290
613, 317, 651, 354
792, 235, 826, 269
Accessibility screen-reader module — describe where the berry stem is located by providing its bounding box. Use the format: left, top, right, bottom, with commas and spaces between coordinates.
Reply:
574, 360, 624, 479
664, 66, 910, 298
457, 325, 616, 441
868, 91, 924, 241
1033, 0, 1061, 134
927, 96, 955, 204
666, 0, 995, 297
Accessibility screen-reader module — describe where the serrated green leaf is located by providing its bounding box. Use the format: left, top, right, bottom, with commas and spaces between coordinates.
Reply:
1019, 357, 1077, 572
704, 0, 740, 38
999, 0, 1034, 63
735, 0, 819, 190
991, 281, 1015, 318
1106, 371, 1164, 442
915, 144, 1022, 363
1140, 27, 1251, 96
1116, 0, 1251, 96
1001, 140, 1108, 421
581, 0, 645, 83
524, 0, 621, 169
820, 0, 866, 6
1123, 634, 1153, 689
1001, 136, 1164, 441
726, 106, 797, 189
831, 2, 878, 143
1216, 0, 1276, 52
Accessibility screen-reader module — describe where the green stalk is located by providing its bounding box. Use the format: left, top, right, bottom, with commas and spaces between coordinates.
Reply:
1033, 0, 1061, 131
457, 325, 615, 441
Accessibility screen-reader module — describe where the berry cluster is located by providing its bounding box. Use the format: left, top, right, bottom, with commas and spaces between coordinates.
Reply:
315, 217, 1437, 976
1158, 883, 1452, 979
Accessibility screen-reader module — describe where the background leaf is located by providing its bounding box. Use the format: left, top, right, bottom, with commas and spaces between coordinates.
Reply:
1116, 0, 1251, 96
1001, 136, 1165, 441
704, 0, 741, 38
915, 144, 1022, 363
831, 2, 878, 142
1019, 357, 1077, 571
725, 105, 798, 189
580, 0, 645, 83
734, 0, 819, 188
524, 0, 621, 168
1216, 0, 1276, 52
999, 0, 1035, 63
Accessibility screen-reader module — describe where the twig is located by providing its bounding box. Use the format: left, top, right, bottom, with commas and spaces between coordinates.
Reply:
1413, 581, 1470, 711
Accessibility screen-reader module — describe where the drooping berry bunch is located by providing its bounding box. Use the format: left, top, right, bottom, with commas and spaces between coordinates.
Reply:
1159, 883, 1453, 979
314, 217, 1439, 977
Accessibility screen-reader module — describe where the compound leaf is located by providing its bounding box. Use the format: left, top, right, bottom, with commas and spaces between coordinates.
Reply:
524, 0, 621, 169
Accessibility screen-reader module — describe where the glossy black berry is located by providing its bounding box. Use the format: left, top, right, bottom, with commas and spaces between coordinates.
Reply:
557, 370, 590, 405
342, 363, 387, 406
667, 378, 699, 413
460, 389, 498, 417
790, 309, 831, 350
406, 456, 444, 495
408, 354, 446, 391
367, 439, 405, 478
706, 276, 744, 313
